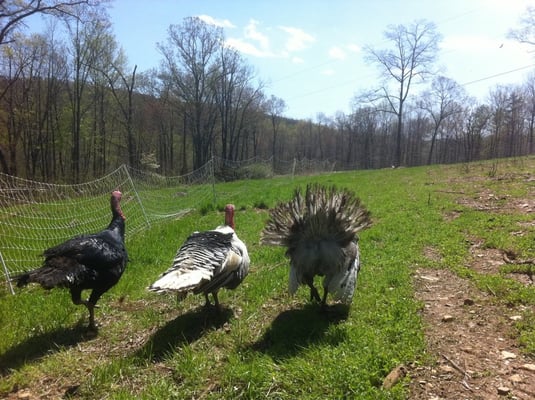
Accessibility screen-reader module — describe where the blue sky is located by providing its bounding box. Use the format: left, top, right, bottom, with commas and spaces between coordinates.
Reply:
62, 1, 535, 119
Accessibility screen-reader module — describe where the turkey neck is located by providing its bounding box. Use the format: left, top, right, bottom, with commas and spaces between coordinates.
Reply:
108, 192, 126, 240
224, 204, 235, 229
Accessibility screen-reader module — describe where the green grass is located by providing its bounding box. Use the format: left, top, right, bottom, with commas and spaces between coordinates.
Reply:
1, 157, 534, 399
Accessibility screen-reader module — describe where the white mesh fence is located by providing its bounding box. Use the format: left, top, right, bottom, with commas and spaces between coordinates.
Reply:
0, 165, 145, 290
1, 156, 334, 290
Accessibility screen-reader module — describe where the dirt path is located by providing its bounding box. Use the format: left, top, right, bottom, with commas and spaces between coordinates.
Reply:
408, 268, 535, 400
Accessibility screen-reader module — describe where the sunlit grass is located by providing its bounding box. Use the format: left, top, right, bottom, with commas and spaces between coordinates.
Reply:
1, 156, 533, 398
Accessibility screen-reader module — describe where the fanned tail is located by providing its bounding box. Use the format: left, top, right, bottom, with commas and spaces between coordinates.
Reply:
261, 183, 372, 248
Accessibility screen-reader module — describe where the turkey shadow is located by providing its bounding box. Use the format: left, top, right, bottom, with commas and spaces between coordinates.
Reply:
136, 305, 233, 362
0, 323, 93, 376
247, 303, 349, 361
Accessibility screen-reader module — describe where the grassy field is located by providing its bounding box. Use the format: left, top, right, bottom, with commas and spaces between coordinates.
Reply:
1, 157, 533, 399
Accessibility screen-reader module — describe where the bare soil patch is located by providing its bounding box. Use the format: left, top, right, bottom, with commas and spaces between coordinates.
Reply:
456, 190, 535, 214
409, 268, 535, 400
409, 169, 535, 399
468, 239, 534, 287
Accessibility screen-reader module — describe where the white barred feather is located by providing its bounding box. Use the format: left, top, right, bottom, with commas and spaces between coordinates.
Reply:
148, 205, 249, 307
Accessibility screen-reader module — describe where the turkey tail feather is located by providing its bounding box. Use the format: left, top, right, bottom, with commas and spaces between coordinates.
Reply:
14, 258, 89, 290
148, 268, 211, 294
261, 183, 371, 247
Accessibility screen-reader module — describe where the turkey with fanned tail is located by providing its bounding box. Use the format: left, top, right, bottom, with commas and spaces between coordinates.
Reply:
14, 190, 128, 331
261, 183, 371, 308
148, 204, 249, 310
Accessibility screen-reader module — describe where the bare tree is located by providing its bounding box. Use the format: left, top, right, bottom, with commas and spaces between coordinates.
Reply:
0, 0, 103, 46
487, 86, 511, 159
265, 95, 286, 169
91, 43, 138, 169
508, 5, 535, 46
363, 19, 441, 166
461, 103, 490, 163
523, 73, 535, 154
348, 107, 377, 169
505, 87, 525, 158
214, 46, 264, 161
419, 76, 466, 164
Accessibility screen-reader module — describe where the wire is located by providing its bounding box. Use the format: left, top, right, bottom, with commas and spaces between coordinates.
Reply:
461, 64, 535, 87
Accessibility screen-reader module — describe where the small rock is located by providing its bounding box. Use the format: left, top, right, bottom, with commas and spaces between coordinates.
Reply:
509, 315, 522, 321
509, 374, 523, 383
463, 298, 475, 306
419, 275, 439, 282
497, 386, 511, 395
441, 314, 454, 322
17, 391, 31, 399
501, 351, 517, 360
520, 363, 535, 372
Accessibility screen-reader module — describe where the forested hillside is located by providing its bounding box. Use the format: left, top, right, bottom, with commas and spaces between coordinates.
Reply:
1, 1, 534, 183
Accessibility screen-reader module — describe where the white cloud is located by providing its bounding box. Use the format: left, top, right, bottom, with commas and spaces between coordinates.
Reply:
328, 46, 346, 60
225, 38, 272, 57
244, 19, 270, 50
441, 35, 500, 52
197, 14, 235, 28
226, 21, 315, 60
322, 69, 335, 76
278, 26, 315, 53
226, 19, 275, 57
346, 44, 361, 53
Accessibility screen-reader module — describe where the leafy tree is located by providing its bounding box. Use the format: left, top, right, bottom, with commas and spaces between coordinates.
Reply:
63, 4, 112, 182
158, 17, 222, 170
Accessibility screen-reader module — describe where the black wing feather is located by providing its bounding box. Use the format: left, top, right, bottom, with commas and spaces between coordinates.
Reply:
44, 230, 126, 269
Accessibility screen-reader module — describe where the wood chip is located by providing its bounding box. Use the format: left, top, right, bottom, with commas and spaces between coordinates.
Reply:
382, 364, 406, 389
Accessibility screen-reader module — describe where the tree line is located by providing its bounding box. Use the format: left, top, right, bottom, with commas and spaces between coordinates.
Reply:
0, 1, 534, 183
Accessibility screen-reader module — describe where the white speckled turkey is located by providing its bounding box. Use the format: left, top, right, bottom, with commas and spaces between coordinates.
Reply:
148, 204, 249, 309
261, 183, 371, 307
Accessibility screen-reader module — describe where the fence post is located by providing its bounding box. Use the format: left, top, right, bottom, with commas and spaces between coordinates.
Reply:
1, 251, 15, 295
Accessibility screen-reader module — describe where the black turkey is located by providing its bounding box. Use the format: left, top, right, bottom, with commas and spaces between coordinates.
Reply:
15, 190, 127, 331
148, 204, 249, 309
261, 183, 371, 307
